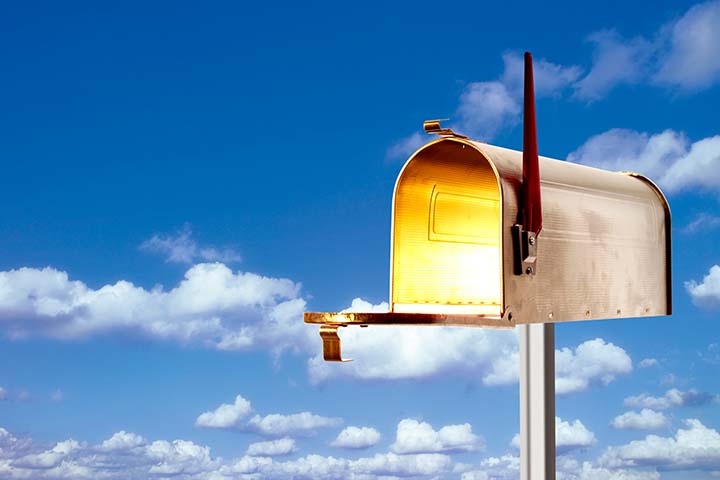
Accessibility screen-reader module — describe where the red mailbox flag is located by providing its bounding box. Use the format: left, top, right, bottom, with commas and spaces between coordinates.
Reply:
521, 52, 542, 235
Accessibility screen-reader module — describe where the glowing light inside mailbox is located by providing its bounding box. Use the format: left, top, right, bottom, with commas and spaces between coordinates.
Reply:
391, 141, 503, 316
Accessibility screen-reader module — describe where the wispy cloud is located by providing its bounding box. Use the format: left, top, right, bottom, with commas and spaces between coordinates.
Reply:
682, 213, 720, 234
388, 1, 720, 163
624, 388, 720, 410
140, 225, 242, 265
577, 0, 720, 97
638, 358, 658, 368
386, 51, 581, 160
654, 0, 720, 90
573, 30, 652, 101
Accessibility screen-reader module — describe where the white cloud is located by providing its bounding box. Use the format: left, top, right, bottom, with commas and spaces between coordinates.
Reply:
308, 323, 519, 385
308, 299, 519, 384
611, 410, 669, 430
686, 265, 720, 308
574, 30, 652, 101
556, 418, 597, 454
195, 393, 341, 437
195, 394, 253, 429
455, 81, 521, 140
599, 418, 720, 471
243, 451, 453, 479
0, 259, 634, 390
330, 426, 381, 450
461, 471, 490, 480
624, 388, 720, 410
511, 417, 595, 454
0, 263, 310, 354
248, 412, 343, 438
312, 300, 632, 392
478, 454, 520, 479
0, 423, 457, 479
575, 1, 720, 97
458, 454, 660, 480
390, 418, 484, 454
140, 225, 242, 265
576, 462, 660, 480
99, 431, 146, 451
638, 358, 658, 368
13, 439, 83, 469
386, 51, 580, 158
654, 0, 720, 90
566, 128, 720, 192
388, 2, 720, 160
0, 388, 5, 401
682, 213, 720, 234
555, 338, 632, 395
246, 438, 296, 457
701, 343, 720, 365
386, 131, 426, 161
144, 438, 220, 476
0, 427, 222, 479
455, 53, 580, 140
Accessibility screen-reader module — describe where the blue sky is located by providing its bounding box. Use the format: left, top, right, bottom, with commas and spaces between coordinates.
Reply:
1, 1, 720, 478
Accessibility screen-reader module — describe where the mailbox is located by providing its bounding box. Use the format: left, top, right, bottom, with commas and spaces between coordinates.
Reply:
390, 136, 671, 324
305, 135, 671, 360
305, 54, 671, 362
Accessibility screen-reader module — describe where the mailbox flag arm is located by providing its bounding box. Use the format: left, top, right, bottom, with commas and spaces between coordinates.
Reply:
521, 51, 542, 236
513, 52, 542, 276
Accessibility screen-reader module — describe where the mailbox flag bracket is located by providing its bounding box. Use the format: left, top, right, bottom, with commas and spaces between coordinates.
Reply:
512, 225, 538, 276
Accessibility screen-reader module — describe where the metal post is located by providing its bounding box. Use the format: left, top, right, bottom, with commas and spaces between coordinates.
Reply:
519, 323, 555, 480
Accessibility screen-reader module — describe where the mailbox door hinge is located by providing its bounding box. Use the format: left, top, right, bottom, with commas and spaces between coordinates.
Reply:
512, 224, 537, 276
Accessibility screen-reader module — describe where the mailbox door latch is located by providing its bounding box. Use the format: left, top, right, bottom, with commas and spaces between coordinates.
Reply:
512, 224, 537, 275
319, 325, 352, 362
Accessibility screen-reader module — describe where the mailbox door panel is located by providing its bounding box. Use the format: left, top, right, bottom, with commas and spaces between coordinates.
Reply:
391, 141, 504, 316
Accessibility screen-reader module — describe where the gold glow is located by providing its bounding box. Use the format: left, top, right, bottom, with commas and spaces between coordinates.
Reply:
391, 140, 503, 316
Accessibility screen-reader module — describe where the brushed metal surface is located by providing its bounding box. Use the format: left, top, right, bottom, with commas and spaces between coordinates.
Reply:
388, 137, 670, 325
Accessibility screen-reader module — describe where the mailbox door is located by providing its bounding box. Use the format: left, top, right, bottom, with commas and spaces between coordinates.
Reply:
391, 140, 504, 316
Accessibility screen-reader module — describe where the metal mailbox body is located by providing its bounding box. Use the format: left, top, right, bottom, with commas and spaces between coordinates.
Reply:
390, 136, 671, 326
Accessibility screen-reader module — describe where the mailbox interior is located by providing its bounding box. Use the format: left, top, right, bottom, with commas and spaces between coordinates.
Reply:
391, 140, 504, 317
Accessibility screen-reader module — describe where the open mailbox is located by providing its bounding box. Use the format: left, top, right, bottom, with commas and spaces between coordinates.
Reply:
305, 134, 671, 360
